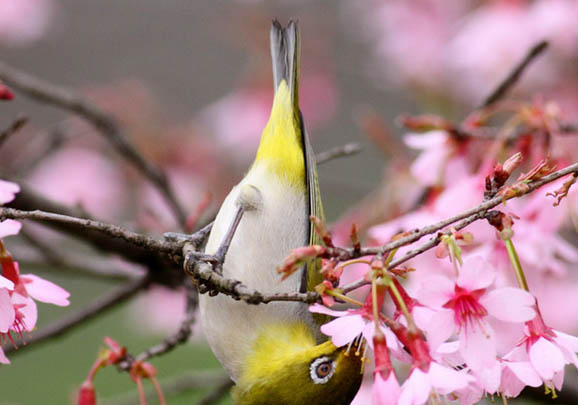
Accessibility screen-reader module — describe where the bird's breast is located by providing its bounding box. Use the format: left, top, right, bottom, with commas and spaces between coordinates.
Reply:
199, 162, 313, 380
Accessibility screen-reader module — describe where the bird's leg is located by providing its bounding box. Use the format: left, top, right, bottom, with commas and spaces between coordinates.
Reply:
213, 184, 263, 274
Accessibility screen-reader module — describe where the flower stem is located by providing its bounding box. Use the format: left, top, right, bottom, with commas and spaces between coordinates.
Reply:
328, 290, 363, 307
371, 277, 380, 331
388, 278, 416, 330
504, 238, 529, 291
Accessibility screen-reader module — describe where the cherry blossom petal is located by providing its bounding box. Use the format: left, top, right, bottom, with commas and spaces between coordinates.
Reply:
480, 287, 535, 323
0, 219, 21, 238
529, 337, 565, 380
20, 274, 70, 306
553, 331, 578, 367
11, 292, 37, 332
0, 275, 14, 290
416, 307, 455, 350
0, 179, 19, 204
428, 362, 474, 394
457, 256, 495, 290
399, 369, 431, 405
309, 303, 349, 318
0, 288, 15, 333
320, 314, 365, 347
0, 346, 9, 364
504, 361, 542, 387
415, 275, 454, 307
373, 372, 401, 405
460, 323, 497, 369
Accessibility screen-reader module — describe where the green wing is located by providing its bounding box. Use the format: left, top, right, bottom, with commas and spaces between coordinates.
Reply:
270, 20, 325, 296
302, 119, 325, 294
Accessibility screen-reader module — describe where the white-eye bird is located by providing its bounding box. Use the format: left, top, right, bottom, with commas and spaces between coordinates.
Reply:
198, 20, 363, 405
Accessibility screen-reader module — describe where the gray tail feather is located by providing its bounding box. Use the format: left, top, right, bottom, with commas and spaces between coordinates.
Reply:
270, 19, 300, 104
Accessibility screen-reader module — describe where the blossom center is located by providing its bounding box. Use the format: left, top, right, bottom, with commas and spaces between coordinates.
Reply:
443, 286, 487, 330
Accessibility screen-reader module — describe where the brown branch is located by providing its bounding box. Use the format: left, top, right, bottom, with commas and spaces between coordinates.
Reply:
102, 371, 230, 405
186, 161, 578, 302
480, 41, 549, 108
3, 276, 149, 355
341, 160, 578, 292
0, 61, 187, 227
195, 378, 234, 405
316, 143, 362, 165
0, 115, 28, 148
118, 279, 198, 370
0, 206, 180, 256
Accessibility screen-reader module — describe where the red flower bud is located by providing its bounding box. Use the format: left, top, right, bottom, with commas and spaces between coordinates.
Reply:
78, 381, 96, 405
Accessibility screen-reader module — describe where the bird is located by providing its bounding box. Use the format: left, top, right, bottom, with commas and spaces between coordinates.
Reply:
197, 19, 363, 405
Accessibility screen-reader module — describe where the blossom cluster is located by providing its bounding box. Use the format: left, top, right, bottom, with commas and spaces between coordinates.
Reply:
0, 179, 70, 364
305, 101, 578, 404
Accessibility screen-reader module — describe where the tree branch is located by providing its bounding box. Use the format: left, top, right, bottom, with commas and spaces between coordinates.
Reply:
0, 115, 28, 149
0, 61, 187, 227
0, 206, 180, 256
118, 278, 198, 371
480, 40, 549, 108
3, 276, 150, 355
316, 143, 362, 165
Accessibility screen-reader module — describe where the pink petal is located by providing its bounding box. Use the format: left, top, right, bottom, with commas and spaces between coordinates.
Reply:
373, 372, 401, 405
553, 330, 578, 368
459, 323, 497, 372
320, 314, 365, 347
472, 362, 501, 394
399, 369, 431, 405
504, 361, 542, 387
0, 288, 15, 333
11, 293, 37, 332
457, 256, 495, 290
416, 307, 455, 350
480, 287, 535, 323
415, 275, 454, 307
529, 337, 565, 380
0, 346, 10, 364
0, 275, 14, 290
20, 274, 70, 306
309, 303, 350, 317
0, 219, 21, 238
0, 179, 20, 204
428, 362, 474, 394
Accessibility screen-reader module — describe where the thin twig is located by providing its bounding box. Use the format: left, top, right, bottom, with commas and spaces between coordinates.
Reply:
187, 161, 578, 303
0, 115, 28, 149
0, 207, 180, 256
118, 278, 198, 370
316, 142, 362, 165
0, 61, 187, 227
195, 378, 234, 405
480, 41, 549, 108
3, 276, 149, 355
101, 371, 230, 405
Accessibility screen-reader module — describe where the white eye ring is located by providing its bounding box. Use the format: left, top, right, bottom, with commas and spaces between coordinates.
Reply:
309, 356, 336, 384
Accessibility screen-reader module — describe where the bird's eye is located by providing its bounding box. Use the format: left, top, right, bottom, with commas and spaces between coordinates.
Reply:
309, 356, 336, 384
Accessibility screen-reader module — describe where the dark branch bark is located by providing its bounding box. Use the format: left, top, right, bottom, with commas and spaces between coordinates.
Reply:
480, 40, 549, 108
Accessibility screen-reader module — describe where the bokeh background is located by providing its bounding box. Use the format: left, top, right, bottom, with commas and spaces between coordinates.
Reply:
1, 0, 578, 404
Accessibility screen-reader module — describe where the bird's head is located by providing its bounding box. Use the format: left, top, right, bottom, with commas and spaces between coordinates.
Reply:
233, 322, 364, 405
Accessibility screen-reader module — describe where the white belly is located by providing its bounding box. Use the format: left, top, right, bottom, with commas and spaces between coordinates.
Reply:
199, 163, 314, 381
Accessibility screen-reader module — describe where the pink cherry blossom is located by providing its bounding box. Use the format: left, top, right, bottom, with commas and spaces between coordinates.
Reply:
506, 307, 578, 390
372, 332, 400, 405
404, 131, 469, 188
0, 0, 55, 47
27, 147, 126, 219
0, 179, 19, 204
416, 256, 535, 392
399, 333, 474, 405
